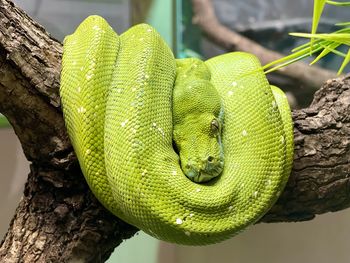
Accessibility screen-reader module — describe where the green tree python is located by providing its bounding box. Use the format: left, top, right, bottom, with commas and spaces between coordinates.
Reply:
60, 16, 294, 245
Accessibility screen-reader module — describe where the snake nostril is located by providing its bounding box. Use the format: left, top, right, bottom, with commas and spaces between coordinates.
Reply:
208, 156, 214, 162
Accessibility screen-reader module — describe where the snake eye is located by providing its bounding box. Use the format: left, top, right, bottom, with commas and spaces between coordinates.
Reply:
210, 119, 220, 134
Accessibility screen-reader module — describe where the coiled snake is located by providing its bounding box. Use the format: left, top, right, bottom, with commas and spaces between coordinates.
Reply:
60, 16, 293, 245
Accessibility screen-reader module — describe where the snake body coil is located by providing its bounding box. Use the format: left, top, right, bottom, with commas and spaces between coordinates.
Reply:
60, 16, 293, 245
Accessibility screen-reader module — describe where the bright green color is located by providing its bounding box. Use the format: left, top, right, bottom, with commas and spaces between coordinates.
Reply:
173, 58, 224, 183
60, 16, 293, 245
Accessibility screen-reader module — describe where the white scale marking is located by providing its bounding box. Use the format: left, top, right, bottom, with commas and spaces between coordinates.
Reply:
176, 218, 183, 225
242, 130, 248, 136
121, 119, 129, 127
77, 106, 86, 113
157, 127, 165, 136
228, 90, 234, 96
280, 135, 285, 144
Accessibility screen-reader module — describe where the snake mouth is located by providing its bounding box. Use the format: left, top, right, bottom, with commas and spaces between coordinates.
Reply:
183, 157, 224, 183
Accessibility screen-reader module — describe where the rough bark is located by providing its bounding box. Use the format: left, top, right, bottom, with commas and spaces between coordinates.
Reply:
262, 76, 350, 222
0, 1, 137, 262
0, 0, 349, 262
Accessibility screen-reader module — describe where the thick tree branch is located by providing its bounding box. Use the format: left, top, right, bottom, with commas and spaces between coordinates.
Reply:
0, 1, 137, 262
0, 0, 349, 262
191, 0, 338, 89
0, 0, 68, 168
262, 76, 350, 222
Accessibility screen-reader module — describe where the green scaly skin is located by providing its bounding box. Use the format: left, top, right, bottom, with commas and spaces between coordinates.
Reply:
60, 16, 294, 245
173, 58, 224, 183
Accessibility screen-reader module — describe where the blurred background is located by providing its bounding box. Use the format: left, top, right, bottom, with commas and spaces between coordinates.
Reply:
1, 0, 350, 262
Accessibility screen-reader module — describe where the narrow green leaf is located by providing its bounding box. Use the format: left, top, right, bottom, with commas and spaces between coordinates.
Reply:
264, 52, 312, 74
338, 48, 350, 74
291, 37, 323, 52
264, 24, 350, 74
291, 28, 350, 52
311, 0, 327, 49
310, 42, 341, 65
336, 22, 350, 26
326, 0, 350, 6
263, 46, 313, 69
263, 43, 324, 73
290, 32, 350, 45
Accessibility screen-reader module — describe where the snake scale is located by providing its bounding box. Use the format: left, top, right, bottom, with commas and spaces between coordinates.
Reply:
60, 16, 293, 245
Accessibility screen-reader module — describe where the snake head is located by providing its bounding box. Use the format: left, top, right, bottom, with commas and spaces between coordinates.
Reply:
173, 57, 224, 183
172, 76, 224, 183
173, 113, 224, 183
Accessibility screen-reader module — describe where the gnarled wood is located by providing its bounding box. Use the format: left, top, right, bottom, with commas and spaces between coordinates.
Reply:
262, 76, 350, 222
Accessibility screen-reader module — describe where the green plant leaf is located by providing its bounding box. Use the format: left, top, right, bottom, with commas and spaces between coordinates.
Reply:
263, 53, 311, 74
326, 1, 350, 6
338, 48, 350, 74
263, 42, 324, 73
290, 32, 350, 45
310, 42, 341, 65
311, 0, 327, 49
336, 22, 350, 26
263, 1, 350, 75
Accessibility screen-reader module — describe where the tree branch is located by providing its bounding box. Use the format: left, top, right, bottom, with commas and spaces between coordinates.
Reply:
262, 76, 350, 222
0, 1, 137, 262
191, 0, 338, 89
0, 0, 349, 262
